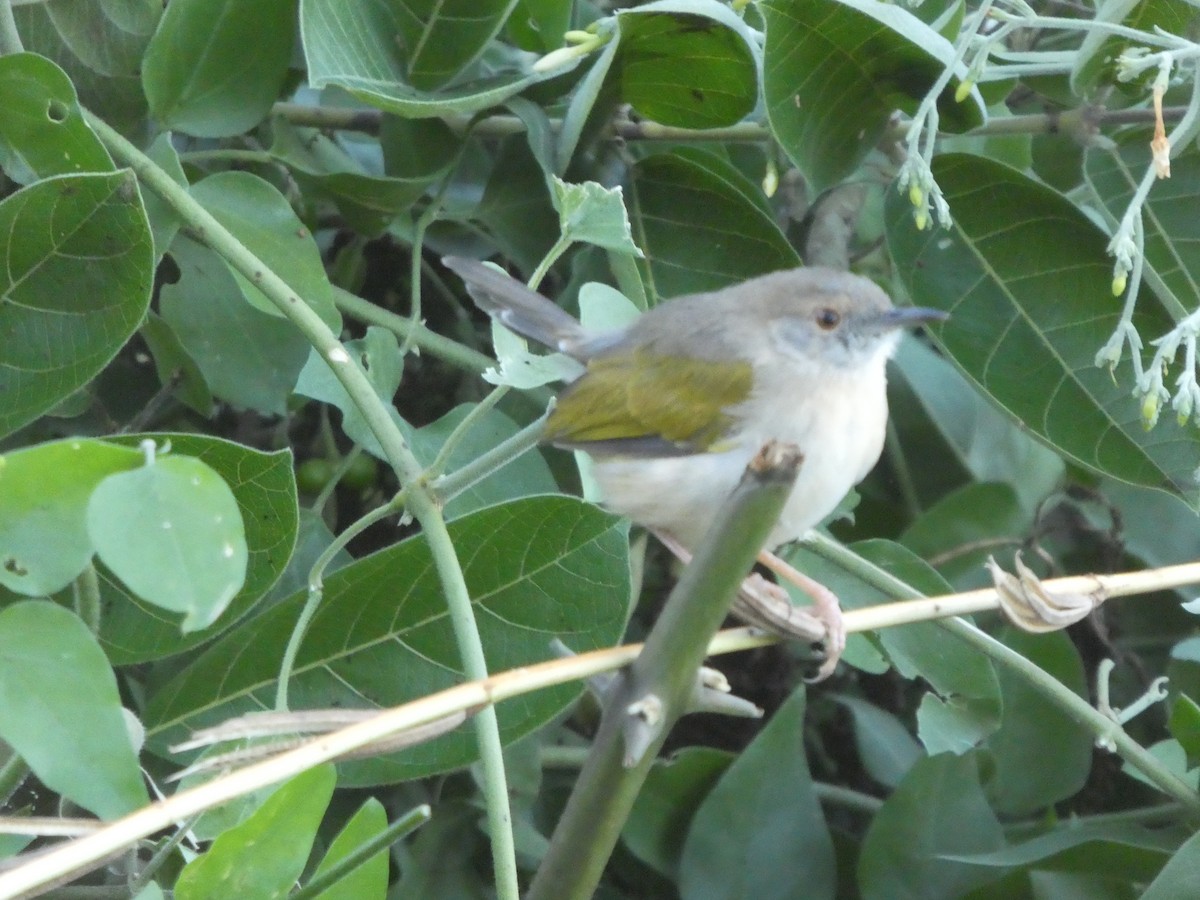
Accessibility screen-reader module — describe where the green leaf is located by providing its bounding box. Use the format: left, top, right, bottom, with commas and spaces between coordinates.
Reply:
475, 138, 560, 272
627, 151, 800, 300
556, 35, 620, 174
142, 0, 296, 137
1142, 828, 1200, 900
144, 497, 631, 783
679, 688, 835, 900
552, 177, 642, 256
294, 326, 413, 458
175, 765, 335, 899
832, 695, 923, 789
0, 52, 113, 181
886, 152, 1200, 506
786, 539, 1001, 751
365, 0, 520, 91
623, 747, 733, 879
302, 0, 564, 116
945, 821, 1179, 880
141, 133, 188, 263
507, 0, 573, 53
1086, 134, 1200, 322
762, 0, 984, 193
86, 451, 248, 632
270, 117, 450, 237
409, 404, 558, 520
858, 752, 1005, 899
1072, 0, 1199, 97
981, 629, 1092, 816
900, 483, 1030, 591
0, 171, 153, 438
614, 0, 759, 129
189, 171, 341, 331
0, 439, 141, 596
159, 236, 313, 416
140, 311, 214, 416
306, 798, 390, 899
891, 337, 1065, 515
94, 434, 298, 664
1170, 694, 1200, 768
13, 0, 159, 132
0, 601, 148, 818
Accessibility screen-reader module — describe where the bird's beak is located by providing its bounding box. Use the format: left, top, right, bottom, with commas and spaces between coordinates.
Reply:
873, 306, 949, 330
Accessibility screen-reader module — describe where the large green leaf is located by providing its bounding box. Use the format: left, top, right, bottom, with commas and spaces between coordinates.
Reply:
189, 171, 341, 331
144, 497, 631, 784
86, 453, 248, 633
679, 688, 834, 900
762, 0, 984, 193
302, 0, 560, 116
885, 152, 1200, 505
176, 765, 335, 899
1086, 134, 1200, 321
142, 0, 296, 137
627, 151, 800, 300
13, 0, 160, 131
93, 435, 298, 664
270, 118, 450, 237
0, 171, 153, 438
159, 237, 313, 416
615, 0, 758, 129
0, 53, 113, 181
0, 602, 148, 819
858, 752, 1005, 898
981, 629, 1092, 817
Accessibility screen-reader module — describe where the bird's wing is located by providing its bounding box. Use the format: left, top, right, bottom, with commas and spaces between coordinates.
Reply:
543, 349, 754, 456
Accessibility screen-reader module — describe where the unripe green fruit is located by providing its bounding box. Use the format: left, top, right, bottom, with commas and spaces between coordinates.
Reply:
296, 458, 335, 494
342, 454, 379, 491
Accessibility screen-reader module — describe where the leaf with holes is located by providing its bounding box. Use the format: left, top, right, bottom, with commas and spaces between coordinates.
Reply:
0, 52, 113, 180
0, 439, 142, 596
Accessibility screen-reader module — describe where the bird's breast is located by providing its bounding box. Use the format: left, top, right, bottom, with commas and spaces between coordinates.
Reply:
590, 361, 891, 551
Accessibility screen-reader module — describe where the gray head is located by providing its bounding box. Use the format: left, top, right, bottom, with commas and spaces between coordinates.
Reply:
606, 267, 946, 372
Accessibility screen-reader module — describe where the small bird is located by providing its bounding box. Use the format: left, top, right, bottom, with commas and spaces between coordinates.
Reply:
444, 256, 946, 674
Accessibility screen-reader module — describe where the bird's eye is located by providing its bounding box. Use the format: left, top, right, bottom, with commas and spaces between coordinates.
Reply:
815, 307, 841, 330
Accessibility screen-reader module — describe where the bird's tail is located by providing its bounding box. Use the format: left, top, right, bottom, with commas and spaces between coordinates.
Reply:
443, 256, 588, 358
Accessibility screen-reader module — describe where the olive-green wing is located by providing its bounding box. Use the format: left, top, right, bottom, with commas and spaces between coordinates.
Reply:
543, 349, 753, 455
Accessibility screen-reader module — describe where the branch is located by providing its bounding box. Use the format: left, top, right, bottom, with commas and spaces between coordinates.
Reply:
5, 558, 1199, 895
84, 112, 521, 899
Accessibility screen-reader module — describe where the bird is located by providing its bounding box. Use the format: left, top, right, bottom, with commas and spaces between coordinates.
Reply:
443, 255, 946, 676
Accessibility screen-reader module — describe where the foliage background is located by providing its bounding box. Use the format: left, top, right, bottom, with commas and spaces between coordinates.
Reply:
2, 0, 1200, 897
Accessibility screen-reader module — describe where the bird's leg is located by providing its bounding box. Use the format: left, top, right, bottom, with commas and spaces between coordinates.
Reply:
652, 531, 842, 680
756, 549, 845, 681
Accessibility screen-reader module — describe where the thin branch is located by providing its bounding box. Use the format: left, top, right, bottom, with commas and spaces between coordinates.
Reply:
5, 554, 1199, 895
84, 111, 521, 900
